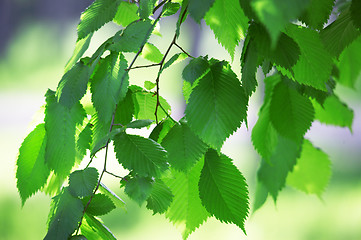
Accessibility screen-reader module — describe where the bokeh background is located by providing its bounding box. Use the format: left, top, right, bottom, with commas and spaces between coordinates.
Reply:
1, 1, 361, 239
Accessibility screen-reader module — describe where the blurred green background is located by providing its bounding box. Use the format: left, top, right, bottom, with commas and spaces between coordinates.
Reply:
1, 1, 361, 239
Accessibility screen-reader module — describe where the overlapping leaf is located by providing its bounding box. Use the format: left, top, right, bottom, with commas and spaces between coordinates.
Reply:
139, 0, 157, 19
124, 176, 154, 206
182, 57, 209, 85
149, 118, 176, 143
99, 183, 126, 210
141, 43, 163, 63
76, 123, 93, 159
299, 0, 335, 29
240, 37, 259, 97
114, 89, 134, 126
113, 1, 139, 27
82, 194, 116, 216
146, 179, 173, 215
188, 0, 215, 23
68, 168, 99, 198
80, 214, 117, 240
65, 34, 93, 73
133, 91, 171, 122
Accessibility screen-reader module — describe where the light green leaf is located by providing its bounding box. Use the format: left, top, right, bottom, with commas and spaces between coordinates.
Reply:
199, 149, 249, 233
91, 53, 129, 123
149, 118, 176, 143
99, 183, 126, 210
287, 140, 331, 197
44, 188, 84, 240
163, 2, 180, 16
139, 0, 157, 19
114, 89, 134, 126
144, 80, 157, 90
65, 34, 93, 73
77, 0, 121, 39
82, 194, 116, 216
146, 179, 173, 215
205, 0, 248, 58
165, 159, 210, 240
113, 1, 139, 27
113, 133, 168, 177
133, 91, 171, 122
299, 0, 335, 29
141, 43, 163, 63
68, 168, 99, 198
45, 90, 86, 177
161, 123, 207, 172
81, 214, 117, 240
16, 124, 50, 205
188, 0, 215, 23
270, 81, 314, 143
161, 53, 188, 74
253, 182, 268, 212
185, 60, 247, 149
124, 176, 154, 206
182, 57, 209, 85
127, 119, 154, 129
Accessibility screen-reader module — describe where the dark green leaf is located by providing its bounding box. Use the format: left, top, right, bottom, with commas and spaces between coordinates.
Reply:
299, 0, 335, 29
77, 123, 93, 159
149, 118, 176, 143
82, 194, 116, 216
69, 168, 99, 198
99, 183, 126, 210
146, 179, 173, 214
240, 38, 259, 97
124, 176, 153, 206
351, 0, 361, 30
188, 0, 215, 23
114, 89, 134, 126
139, 0, 157, 19
182, 57, 209, 85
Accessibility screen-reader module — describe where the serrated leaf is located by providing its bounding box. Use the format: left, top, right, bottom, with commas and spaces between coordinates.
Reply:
81, 213, 117, 240
240, 38, 259, 97
141, 43, 163, 63
139, 0, 157, 19
165, 159, 210, 239
162, 123, 207, 172
77, 0, 121, 39
258, 135, 301, 200
91, 53, 129, 123
199, 149, 249, 233
77, 123, 93, 159
312, 95, 354, 130
44, 188, 84, 240
45, 90, 86, 177
133, 91, 171, 122
286, 24, 333, 91
205, 0, 248, 58
90, 127, 125, 157
113, 1, 139, 27
299, 0, 335, 29
82, 194, 116, 216
287, 140, 331, 196
251, 0, 310, 46
124, 176, 153, 206
351, 0, 361, 30
109, 19, 154, 53
146, 179, 173, 214
185, 60, 247, 149
176, 0, 189, 37
65, 34, 93, 73
188, 0, 215, 23
69, 168, 99, 198
56, 61, 91, 109
114, 89, 134, 126
127, 119, 154, 129
163, 2, 180, 17
320, 6, 360, 57
89, 113, 112, 156
161, 53, 188, 74
99, 183, 126, 210
182, 57, 209, 85
270, 81, 314, 143
16, 123, 50, 205
113, 133, 168, 177
149, 118, 176, 143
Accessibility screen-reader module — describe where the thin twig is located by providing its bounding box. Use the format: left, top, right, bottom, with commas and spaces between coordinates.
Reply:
104, 170, 124, 179
127, 63, 161, 70
174, 42, 194, 58
153, 0, 169, 14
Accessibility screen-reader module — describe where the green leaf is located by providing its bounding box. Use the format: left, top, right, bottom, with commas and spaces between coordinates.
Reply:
270, 81, 314, 143
77, 0, 121, 39
163, 2, 180, 16
16, 123, 50, 205
149, 118, 176, 143
114, 89, 134, 126
68, 168, 99, 198
89, 113, 111, 156
185, 60, 247, 149
113, 133, 168, 177
320, 7, 360, 58
188, 0, 215, 23
205, 0, 248, 58
113, 1, 139, 27
299, 0, 335, 29
287, 140, 331, 197
337, 36, 361, 88
44, 188, 84, 240
182, 57, 209, 85
69, 235, 87, 240
258, 135, 301, 200
109, 19, 154, 53
65, 34, 93, 73
133, 91, 171, 122
82, 194, 116, 216
351, 0, 361, 30
139, 0, 157, 19
161, 123, 207, 172
144, 80, 157, 90
45, 90, 86, 177
141, 43, 163, 63
287, 24, 333, 91
253, 182, 268, 212
127, 119, 154, 129
146, 179, 173, 214
91, 53, 129, 123
161, 53, 188, 74
77, 123, 93, 159
165, 159, 210, 239
99, 183, 126, 210
199, 149, 249, 233
251, 0, 310, 46
56, 61, 91, 109
90, 127, 125, 157
240, 37, 259, 97
312, 95, 354, 131
80, 214, 117, 240
124, 176, 153, 206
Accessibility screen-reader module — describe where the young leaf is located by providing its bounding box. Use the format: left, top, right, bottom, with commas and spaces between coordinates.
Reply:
113, 133, 168, 177
77, 0, 121, 39
45, 90, 86, 177
161, 123, 207, 172
270, 81, 314, 143
144, 80, 157, 90
299, 0, 335, 29
161, 53, 188, 74
188, 0, 215, 23
146, 179, 173, 215
65, 33, 93, 73
185, 60, 247, 149
124, 176, 154, 206
82, 194, 116, 216
113, 1, 139, 27
44, 188, 84, 240
127, 119, 154, 129
287, 140, 331, 197
91, 52, 129, 123
68, 168, 99, 198
133, 91, 171, 122
141, 43, 163, 63
16, 123, 50, 205
99, 183, 126, 210
205, 0, 248, 58
80, 213, 117, 240
165, 159, 210, 239
182, 57, 209, 85
138, 0, 157, 19
199, 149, 249, 233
